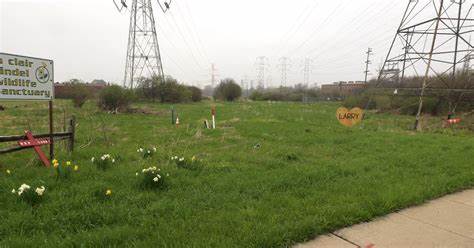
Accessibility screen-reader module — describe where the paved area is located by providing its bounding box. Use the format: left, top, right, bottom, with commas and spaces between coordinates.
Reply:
296, 189, 474, 248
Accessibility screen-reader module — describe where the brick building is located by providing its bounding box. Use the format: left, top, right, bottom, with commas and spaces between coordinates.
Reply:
321, 81, 366, 97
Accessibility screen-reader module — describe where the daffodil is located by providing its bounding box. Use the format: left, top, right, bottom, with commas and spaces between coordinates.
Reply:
66, 161, 72, 166
106, 189, 112, 196
52, 159, 58, 164
74, 165, 79, 171
35, 186, 46, 196
6, 169, 11, 174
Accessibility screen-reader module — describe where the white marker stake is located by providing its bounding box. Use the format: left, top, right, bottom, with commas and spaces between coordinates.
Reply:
211, 107, 216, 129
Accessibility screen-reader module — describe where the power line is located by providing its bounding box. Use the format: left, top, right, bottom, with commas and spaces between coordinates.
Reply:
173, 0, 210, 63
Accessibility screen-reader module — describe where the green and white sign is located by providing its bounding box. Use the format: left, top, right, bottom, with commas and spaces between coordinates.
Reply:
0, 52, 54, 100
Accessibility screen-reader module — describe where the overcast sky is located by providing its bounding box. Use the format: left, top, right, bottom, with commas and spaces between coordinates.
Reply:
0, 0, 408, 87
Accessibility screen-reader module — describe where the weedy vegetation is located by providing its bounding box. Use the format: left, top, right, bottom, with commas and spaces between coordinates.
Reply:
0, 100, 473, 247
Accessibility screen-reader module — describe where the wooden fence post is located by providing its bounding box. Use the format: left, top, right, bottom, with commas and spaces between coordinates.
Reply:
68, 115, 76, 152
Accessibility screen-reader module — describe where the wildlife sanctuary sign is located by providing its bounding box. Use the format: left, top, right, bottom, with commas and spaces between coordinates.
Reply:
0, 52, 54, 100
0, 52, 56, 161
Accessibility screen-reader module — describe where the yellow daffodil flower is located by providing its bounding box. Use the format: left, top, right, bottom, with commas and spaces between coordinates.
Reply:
74, 165, 79, 171
6, 169, 11, 174
106, 189, 112, 196
66, 161, 72, 166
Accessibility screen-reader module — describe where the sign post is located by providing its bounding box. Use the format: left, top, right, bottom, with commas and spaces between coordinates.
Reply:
0, 52, 55, 160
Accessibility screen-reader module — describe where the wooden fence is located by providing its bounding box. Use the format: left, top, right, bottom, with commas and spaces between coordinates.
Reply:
0, 116, 76, 155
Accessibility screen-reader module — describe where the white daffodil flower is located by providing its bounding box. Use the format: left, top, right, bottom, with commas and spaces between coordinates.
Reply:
35, 186, 46, 196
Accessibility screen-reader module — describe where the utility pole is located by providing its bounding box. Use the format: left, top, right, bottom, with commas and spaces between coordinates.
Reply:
123, 0, 167, 89
364, 48, 373, 83
278, 57, 291, 87
256, 56, 267, 89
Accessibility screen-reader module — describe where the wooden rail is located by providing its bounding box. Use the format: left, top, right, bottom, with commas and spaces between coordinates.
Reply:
0, 116, 76, 155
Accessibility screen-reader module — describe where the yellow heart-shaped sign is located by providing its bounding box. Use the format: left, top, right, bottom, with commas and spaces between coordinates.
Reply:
336, 107, 364, 127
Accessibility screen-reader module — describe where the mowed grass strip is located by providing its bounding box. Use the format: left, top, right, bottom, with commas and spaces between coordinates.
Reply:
0, 100, 473, 247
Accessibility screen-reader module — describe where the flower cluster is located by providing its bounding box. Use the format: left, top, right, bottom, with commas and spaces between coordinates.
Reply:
137, 166, 168, 189
91, 154, 116, 170
52, 159, 79, 179
12, 183, 46, 206
170, 155, 202, 170
137, 147, 157, 159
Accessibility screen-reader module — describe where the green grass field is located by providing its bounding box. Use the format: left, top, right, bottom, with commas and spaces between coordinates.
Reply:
0, 100, 473, 247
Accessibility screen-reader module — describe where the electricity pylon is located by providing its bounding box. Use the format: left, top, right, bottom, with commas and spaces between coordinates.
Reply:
376, 0, 474, 130
256, 56, 268, 89
115, 0, 171, 89
378, 0, 474, 84
303, 57, 313, 87
278, 57, 291, 87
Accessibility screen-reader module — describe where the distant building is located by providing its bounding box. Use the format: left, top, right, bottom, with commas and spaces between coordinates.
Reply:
321, 81, 366, 97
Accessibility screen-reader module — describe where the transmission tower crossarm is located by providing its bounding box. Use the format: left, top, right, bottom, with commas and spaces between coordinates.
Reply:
377, 1, 414, 83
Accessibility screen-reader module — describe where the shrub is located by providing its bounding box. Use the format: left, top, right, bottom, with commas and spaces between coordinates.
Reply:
188, 86, 203, 102
374, 96, 391, 111
342, 94, 375, 109
135, 77, 160, 101
157, 76, 192, 103
249, 91, 264, 101
98, 85, 134, 111
70, 83, 90, 108
214, 79, 242, 101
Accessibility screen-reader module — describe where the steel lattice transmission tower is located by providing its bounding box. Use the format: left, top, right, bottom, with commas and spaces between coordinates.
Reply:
256, 56, 268, 89
278, 57, 291, 87
114, 0, 171, 89
378, 0, 474, 85
376, 0, 474, 130
303, 57, 313, 87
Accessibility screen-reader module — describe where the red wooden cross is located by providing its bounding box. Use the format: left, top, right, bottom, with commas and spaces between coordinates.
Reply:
18, 131, 51, 167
